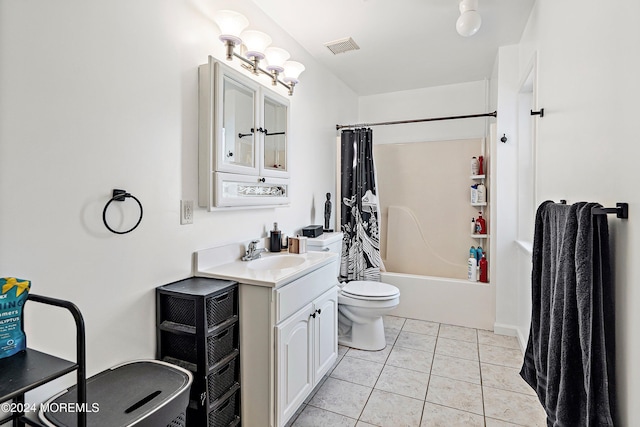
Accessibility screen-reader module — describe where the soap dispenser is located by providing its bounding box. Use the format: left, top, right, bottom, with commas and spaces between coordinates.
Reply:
270, 222, 282, 252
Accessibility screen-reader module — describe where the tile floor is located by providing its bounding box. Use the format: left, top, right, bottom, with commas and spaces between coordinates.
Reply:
286, 315, 547, 427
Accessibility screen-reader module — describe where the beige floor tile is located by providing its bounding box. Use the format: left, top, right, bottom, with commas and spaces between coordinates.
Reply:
374, 364, 430, 399
296, 317, 546, 427
431, 353, 480, 384
305, 375, 328, 403
360, 389, 424, 427
434, 337, 479, 361
421, 402, 484, 427
438, 324, 478, 343
384, 327, 400, 346
425, 375, 484, 416
483, 386, 547, 426
481, 363, 536, 395
338, 345, 350, 357
402, 319, 440, 336
309, 377, 372, 419
477, 329, 520, 350
485, 418, 525, 427
383, 315, 406, 330
330, 356, 384, 387
286, 404, 307, 427
346, 345, 392, 364
395, 331, 437, 353
292, 405, 357, 427
386, 346, 433, 374
479, 344, 523, 368
328, 353, 345, 375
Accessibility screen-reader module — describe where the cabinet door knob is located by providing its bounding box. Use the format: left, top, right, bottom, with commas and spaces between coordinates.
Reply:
310, 312, 316, 318
316, 309, 322, 315
258, 177, 266, 183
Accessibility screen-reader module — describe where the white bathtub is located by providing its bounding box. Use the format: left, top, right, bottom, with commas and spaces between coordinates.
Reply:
381, 271, 495, 330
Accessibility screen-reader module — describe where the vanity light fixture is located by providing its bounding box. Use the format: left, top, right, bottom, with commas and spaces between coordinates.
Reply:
282, 61, 305, 91
264, 47, 291, 84
213, 10, 305, 95
456, 0, 482, 37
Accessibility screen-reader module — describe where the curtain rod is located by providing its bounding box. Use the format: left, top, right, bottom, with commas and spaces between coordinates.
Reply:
335, 111, 497, 131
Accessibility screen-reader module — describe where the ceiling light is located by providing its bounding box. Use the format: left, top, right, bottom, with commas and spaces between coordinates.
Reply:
213, 10, 304, 96
456, 0, 482, 37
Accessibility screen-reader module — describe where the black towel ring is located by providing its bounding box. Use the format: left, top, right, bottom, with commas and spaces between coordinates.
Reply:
102, 189, 143, 235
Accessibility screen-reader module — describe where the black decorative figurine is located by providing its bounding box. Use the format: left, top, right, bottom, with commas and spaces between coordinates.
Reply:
324, 193, 333, 232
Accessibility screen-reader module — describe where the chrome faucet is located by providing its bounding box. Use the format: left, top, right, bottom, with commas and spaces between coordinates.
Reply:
242, 240, 267, 261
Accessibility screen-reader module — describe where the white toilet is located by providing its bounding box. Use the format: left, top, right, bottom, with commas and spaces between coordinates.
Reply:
337, 280, 400, 351
307, 232, 400, 352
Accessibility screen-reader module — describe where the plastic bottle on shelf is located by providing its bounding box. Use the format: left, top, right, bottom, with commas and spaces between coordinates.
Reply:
478, 156, 484, 175
477, 183, 486, 203
475, 246, 483, 262
471, 157, 479, 175
476, 212, 486, 234
479, 253, 489, 283
470, 218, 476, 234
470, 185, 478, 203
468, 252, 478, 282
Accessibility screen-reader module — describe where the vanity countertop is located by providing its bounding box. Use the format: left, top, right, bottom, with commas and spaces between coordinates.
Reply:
195, 247, 338, 288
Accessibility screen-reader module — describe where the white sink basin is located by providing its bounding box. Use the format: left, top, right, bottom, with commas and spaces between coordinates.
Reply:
247, 255, 306, 271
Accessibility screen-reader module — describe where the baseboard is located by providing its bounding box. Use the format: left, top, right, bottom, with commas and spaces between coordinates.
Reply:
493, 322, 527, 352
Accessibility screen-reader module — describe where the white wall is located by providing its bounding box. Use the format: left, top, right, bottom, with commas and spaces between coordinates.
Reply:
494, 0, 640, 423
0, 0, 357, 400
492, 45, 521, 336
358, 81, 490, 144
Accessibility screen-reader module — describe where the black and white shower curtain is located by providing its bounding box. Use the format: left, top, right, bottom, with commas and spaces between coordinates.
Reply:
340, 128, 382, 282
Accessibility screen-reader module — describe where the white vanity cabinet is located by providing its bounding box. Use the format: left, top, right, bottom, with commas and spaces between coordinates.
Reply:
198, 56, 290, 209
276, 287, 338, 424
238, 260, 338, 427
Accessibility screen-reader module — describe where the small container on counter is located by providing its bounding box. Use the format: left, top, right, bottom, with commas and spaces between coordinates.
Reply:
288, 236, 308, 254
270, 222, 282, 252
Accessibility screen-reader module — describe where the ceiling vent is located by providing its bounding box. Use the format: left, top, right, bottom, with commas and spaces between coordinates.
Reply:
324, 37, 360, 55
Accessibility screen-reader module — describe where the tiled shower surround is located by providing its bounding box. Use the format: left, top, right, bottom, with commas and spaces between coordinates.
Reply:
286, 316, 547, 427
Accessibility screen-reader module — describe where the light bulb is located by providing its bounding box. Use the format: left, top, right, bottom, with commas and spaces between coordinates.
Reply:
264, 47, 291, 73
456, 10, 482, 37
241, 30, 272, 60
214, 10, 249, 45
459, 0, 479, 14
283, 61, 305, 84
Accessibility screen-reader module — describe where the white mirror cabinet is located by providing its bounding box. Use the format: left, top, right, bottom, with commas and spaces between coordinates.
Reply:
199, 56, 290, 209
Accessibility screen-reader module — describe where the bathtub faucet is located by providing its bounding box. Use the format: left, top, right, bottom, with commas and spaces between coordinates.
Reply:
242, 240, 267, 261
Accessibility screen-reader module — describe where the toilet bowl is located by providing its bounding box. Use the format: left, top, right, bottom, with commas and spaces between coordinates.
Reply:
337, 280, 400, 351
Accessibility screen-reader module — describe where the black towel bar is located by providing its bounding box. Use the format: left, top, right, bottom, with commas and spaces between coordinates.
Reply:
591, 202, 628, 219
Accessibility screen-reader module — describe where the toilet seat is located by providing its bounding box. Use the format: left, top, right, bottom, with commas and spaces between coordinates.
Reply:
341, 281, 399, 300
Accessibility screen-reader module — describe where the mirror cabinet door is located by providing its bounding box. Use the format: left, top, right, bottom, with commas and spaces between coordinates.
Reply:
262, 93, 289, 175
221, 75, 257, 170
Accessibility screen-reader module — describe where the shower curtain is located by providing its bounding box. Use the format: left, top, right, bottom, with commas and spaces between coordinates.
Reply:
340, 128, 382, 282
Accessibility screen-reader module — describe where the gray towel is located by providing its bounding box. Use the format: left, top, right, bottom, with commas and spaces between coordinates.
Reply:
520, 201, 616, 426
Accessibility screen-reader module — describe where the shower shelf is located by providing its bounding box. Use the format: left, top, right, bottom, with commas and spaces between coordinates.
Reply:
471, 202, 487, 207
470, 174, 486, 180
471, 234, 489, 239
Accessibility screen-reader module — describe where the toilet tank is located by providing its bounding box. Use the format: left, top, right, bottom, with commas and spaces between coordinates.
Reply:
307, 232, 343, 277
